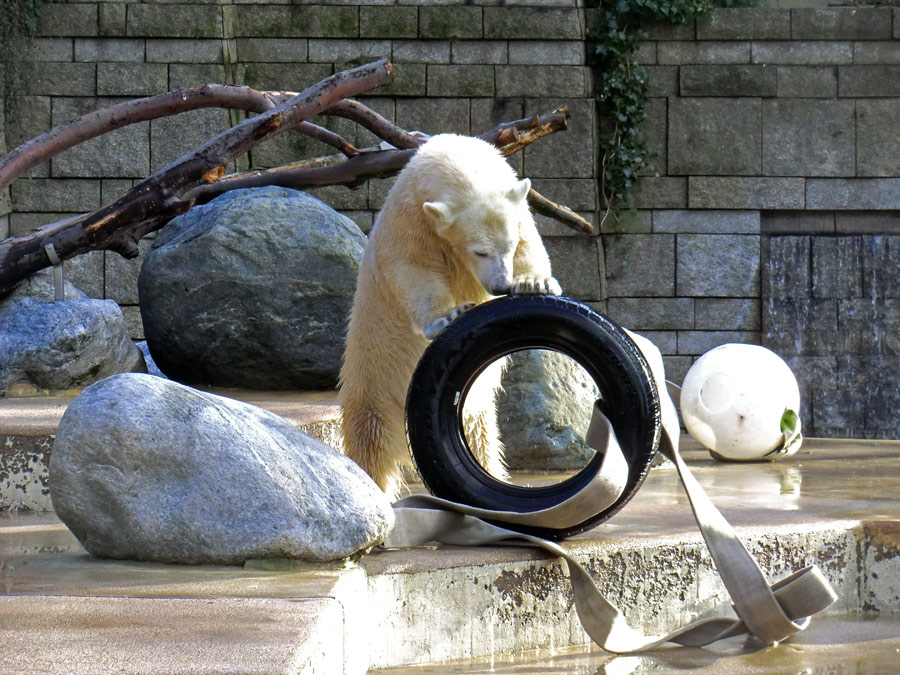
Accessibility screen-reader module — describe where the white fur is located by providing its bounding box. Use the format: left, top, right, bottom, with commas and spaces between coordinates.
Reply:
339, 134, 561, 500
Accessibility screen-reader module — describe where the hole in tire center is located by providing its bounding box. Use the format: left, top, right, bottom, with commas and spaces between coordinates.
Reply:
461, 349, 601, 487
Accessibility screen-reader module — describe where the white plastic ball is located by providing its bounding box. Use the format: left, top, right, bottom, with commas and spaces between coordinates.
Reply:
680, 344, 800, 461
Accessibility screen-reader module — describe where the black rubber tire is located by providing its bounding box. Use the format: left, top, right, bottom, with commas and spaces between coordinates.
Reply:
405, 294, 661, 540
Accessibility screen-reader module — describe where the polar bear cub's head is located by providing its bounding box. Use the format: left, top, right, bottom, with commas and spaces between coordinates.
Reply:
417, 135, 531, 296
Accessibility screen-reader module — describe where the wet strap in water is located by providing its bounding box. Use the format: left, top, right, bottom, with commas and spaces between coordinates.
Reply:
385, 400, 837, 653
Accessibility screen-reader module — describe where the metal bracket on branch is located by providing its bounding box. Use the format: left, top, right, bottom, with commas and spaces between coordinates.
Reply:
0, 59, 592, 299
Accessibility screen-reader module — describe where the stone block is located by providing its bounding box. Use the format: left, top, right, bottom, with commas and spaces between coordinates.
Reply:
121, 305, 145, 341
508, 41, 583, 66
679, 65, 776, 97
105, 239, 154, 305
695, 298, 761, 331
752, 41, 852, 66
396, 98, 469, 136
32, 38, 75, 62
483, 7, 582, 40
762, 99, 855, 177
360, 6, 417, 38
304, 185, 369, 212
633, 177, 688, 209
394, 40, 451, 64
663, 355, 693, 385
0, 215, 8, 241
101, 180, 136, 207
495, 66, 587, 98
63, 250, 105, 300
427, 65, 494, 97
169, 64, 228, 90
677, 331, 760, 356
150, 108, 233, 173
762, 211, 834, 234
36, 3, 98, 38
638, 330, 678, 355
367, 176, 397, 211
597, 210, 652, 235
50, 98, 149, 178
99, 3, 126, 38
230, 6, 357, 38
376, 63, 427, 97
689, 178, 805, 210
419, 6, 483, 39
763, 235, 810, 299
535, 211, 597, 238
653, 210, 759, 234
839, 66, 900, 96
24, 63, 96, 97
668, 98, 760, 176
857, 100, 900, 177
9, 212, 71, 238
862, 235, 900, 299
658, 41, 750, 65
127, 4, 222, 39
835, 211, 900, 235
10, 179, 101, 213
470, 98, 524, 135
633, 42, 657, 66
75, 38, 144, 63
308, 39, 391, 65
791, 8, 892, 40
812, 236, 862, 299
762, 299, 839, 357
451, 40, 507, 65
806, 179, 900, 210
543, 237, 604, 301
676, 234, 760, 298
97, 63, 168, 97
147, 39, 225, 63
776, 66, 837, 97
644, 21, 695, 41
697, 9, 790, 40
640, 98, 666, 176
644, 66, 679, 97
239, 63, 332, 93
603, 234, 675, 298
522, 98, 594, 178
853, 41, 900, 65
530, 179, 597, 212
353, 97, 395, 147
606, 298, 694, 331
4, 96, 51, 177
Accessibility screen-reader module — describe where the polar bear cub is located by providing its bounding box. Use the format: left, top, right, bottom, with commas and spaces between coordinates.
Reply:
339, 133, 561, 500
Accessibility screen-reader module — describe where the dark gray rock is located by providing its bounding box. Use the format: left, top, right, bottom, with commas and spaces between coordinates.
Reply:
50, 373, 393, 564
0, 271, 144, 395
138, 186, 366, 390
497, 350, 600, 472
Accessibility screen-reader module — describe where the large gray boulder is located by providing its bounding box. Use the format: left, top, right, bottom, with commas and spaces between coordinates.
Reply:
497, 350, 600, 471
138, 186, 366, 390
50, 373, 393, 564
0, 271, 144, 395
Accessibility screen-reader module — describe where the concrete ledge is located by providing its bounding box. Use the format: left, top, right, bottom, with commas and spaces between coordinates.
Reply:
1, 440, 898, 672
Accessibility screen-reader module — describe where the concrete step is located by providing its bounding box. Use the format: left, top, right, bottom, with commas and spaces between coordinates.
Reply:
0, 388, 341, 511
2, 439, 899, 673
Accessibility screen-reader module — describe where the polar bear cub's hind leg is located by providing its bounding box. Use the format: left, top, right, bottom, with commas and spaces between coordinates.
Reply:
461, 357, 509, 480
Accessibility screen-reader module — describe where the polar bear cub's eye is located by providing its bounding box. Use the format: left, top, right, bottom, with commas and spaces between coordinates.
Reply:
473, 250, 490, 258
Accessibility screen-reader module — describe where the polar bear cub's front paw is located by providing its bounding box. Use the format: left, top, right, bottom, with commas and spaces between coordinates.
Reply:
424, 302, 476, 340
510, 276, 562, 296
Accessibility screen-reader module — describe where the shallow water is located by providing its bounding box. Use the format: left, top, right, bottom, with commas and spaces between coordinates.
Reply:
379, 614, 900, 674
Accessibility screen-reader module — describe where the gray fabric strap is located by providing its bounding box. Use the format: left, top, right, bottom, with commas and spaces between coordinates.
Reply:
385, 398, 836, 653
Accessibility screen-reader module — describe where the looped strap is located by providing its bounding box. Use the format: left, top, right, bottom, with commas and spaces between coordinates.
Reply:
386, 396, 836, 653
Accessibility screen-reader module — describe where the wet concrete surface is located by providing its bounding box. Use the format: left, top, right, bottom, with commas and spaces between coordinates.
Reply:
378, 614, 900, 674
1, 436, 898, 672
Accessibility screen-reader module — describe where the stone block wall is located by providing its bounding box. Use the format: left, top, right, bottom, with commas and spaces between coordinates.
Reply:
4, 1, 900, 437
612, 6, 900, 437
2, 0, 596, 343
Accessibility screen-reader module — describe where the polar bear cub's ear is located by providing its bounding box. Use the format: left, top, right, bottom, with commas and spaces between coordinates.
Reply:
423, 201, 453, 226
508, 178, 531, 203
